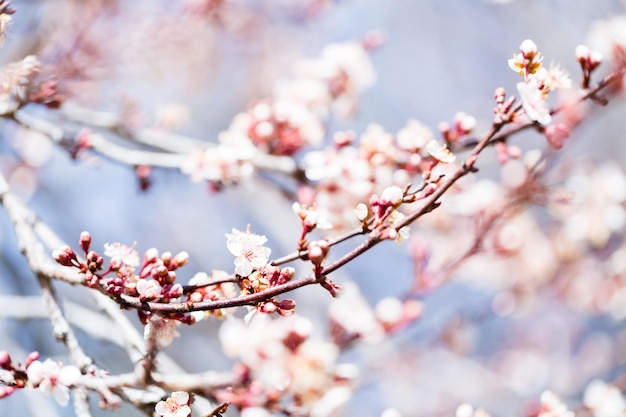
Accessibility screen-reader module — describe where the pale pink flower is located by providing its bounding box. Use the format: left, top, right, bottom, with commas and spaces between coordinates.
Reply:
155, 391, 191, 417
539, 391, 574, 417
517, 79, 551, 125
533, 66, 572, 91
508, 39, 543, 77
292, 202, 333, 230
381, 185, 404, 205
103, 242, 140, 268
396, 119, 433, 150
144, 316, 181, 348
27, 359, 81, 406
0, 55, 41, 114
136, 279, 163, 299
584, 380, 626, 417
354, 203, 369, 221
426, 140, 456, 163
226, 228, 271, 277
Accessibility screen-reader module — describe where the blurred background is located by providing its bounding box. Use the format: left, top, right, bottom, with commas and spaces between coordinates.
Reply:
1, 0, 626, 416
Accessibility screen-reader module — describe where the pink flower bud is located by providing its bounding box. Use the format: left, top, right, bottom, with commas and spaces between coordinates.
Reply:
25, 351, 39, 368
520, 39, 538, 58
167, 283, 184, 298
494, 87, 506, 103
52, 246, 77, 267
144, 248, 159, 263
174, 251, 189, 267
0, 386, 16, 399
161, 251, 172, 267
109, 257, 123, 271
308, 240, 330, 266
79, 231, 91, 253
279, 267, 295, 283
544, 124, 570, 150
277, 299, 296, 317
575, 44, 591, 61
0, 350, 11, 370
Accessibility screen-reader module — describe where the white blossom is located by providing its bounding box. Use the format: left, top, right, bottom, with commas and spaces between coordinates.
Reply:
517, 79, 551, 125
584, 380, 626, 417
226, 228, 271, 276
27, 359, 81, 406
136, 279, 163, 299
103, 242, 140, 268
155, 391, 191, 417
144, 316, 181, 348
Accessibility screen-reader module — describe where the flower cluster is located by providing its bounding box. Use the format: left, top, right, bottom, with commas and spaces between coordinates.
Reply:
300, 120, 461, 231
26, 359, 81, 407
181, 40, 377, 188
509, 39, 573, 126
218, 314, 357, 416
53, 232, 196, 326
226, 227, 272, 277
155, 391, 191, 417
186, 270, 238, 320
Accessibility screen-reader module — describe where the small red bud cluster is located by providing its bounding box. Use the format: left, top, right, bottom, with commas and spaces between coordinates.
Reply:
439, 112, 476, 145
307, 240, 329, 270
257, 298, 296, 316
0, 350, 40, 397
54, 233, 195, 324
245, 101, 311, 156
369, 187, 403, 227
544, 124, 571, 150
493, 87, 517, 125
576, 44, 603, 89
495, 141, 522, 164
238, 265, 297, 316
29, 79, 63, 109
53, 232, 106, 288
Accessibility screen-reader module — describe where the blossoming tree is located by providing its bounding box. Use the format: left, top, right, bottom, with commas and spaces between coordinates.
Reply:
1, 1, 626, 417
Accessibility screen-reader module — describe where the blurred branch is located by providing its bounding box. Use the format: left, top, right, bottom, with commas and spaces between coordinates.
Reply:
37, 276, 93, 371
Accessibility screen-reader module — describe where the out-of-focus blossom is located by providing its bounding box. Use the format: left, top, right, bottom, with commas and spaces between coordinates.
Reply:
584, 380, 626, 417
293, 202, 333, 230
103, 242, 140, 268
538, 391, 574, 417
381, 408, 404, 417
328, 282, 385, 344
587, 15, 626, 62
226, 228, 272, 277
187, 270, 237, 321
180, 144, 255, 185
219, 313, 352, 414
155, 391, 191, 417
144, 316, 181, 348
534, 65, 573, 91
381, 185, 404, 205
426, 140, 456, 163
456, 403, 491, 417
0, 55, 41, 114
517, 79, 551, 125
396, 119, 433, 150
136, 279, 163, 299
27, 359, 81, 406
544, 124, 570, 150
155, 104, 190, 130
